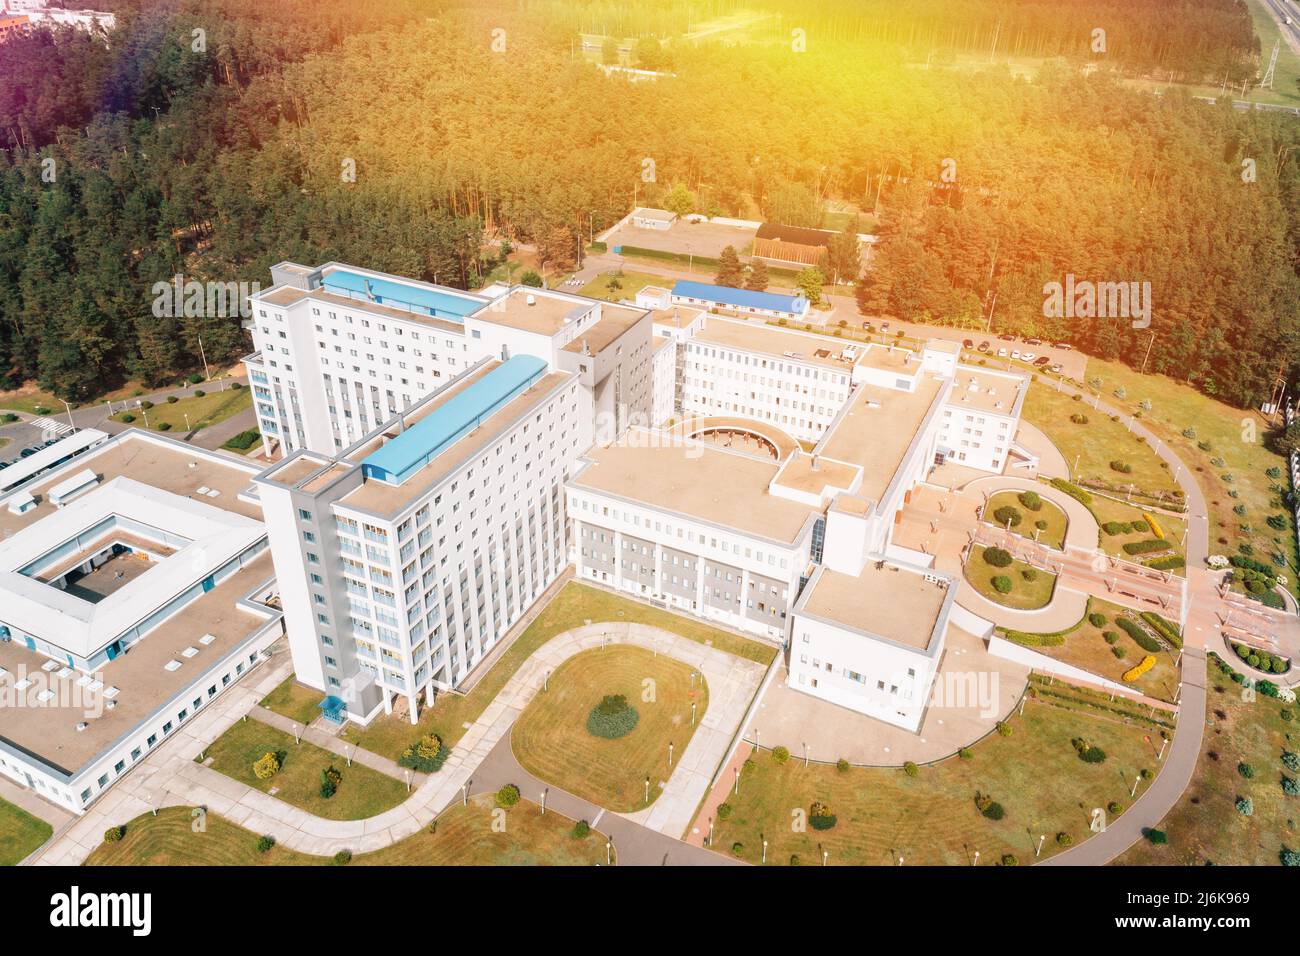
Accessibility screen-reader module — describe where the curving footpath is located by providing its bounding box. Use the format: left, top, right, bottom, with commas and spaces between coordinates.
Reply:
34, 622, 764, 865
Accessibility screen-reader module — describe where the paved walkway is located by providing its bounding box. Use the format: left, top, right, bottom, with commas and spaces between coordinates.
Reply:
248, 705, 428, 788
470, 732, 738, 866
34, 622, 764, 865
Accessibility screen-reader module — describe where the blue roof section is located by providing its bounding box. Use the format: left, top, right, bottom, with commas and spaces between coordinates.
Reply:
321, 269, 486, 321
671, 280, 808, 315
362, 356, 548, 485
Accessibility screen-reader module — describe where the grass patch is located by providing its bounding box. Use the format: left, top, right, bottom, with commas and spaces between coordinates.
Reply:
1114, 654, 1298, 866
984, 489, 1068, 550
113, 387, 250, 434
1087, 493, 1187, 573
1001, 598, 1180, 702
712, 692, 1159, 865
200, 717, 408, 821
1023, 382, 1182, 500
512, 645, 707, 812
259, 677, 325, 726
0, 797, 53, 865
577, 269, 670, 302
0, 386, 64, 416
341, 581, 774, 761
965, 547, 1056, 610
1079, 357, 1297, 599
84, 796, 609, 866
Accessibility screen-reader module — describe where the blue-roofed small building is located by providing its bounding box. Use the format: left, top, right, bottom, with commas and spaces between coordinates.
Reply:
670, 280, 810, 322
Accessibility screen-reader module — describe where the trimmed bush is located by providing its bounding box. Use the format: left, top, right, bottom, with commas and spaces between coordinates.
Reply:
572, 820, 591, 839
399, 733, 448, 773
256, 835, 276, 853
222, 428, 261, 451
716, 802, 733, 820
319, 764, 342, 799
1117, 617, 1162, 652
1122, 538, 1169, 555
992, 506, 1022, 528
1238, 762, 1255, 779
586, 694, 639, 738
1145, 829, 1168, 846
120, 413, 136, 423
1122, 655, 1156, 682
809, 801, 837, 830
983, 546, 1013, 568
252, 751, 281, 780
166, 395, 179, 404
1236, 796, 1254, 816
103, 825, 125, 844
1001, 854, 1019, 866
1021, 568, 1037, 581
157, 422, 172, 432
991, 575, 1013, 594
332, 850, 352, 865
1018, 490, 1043, 511
835, 758, 850, 773
1088, 612, 1107, 628
996, 721, 1012, 737
903, 761, 920, 777
771, 745, 790, 765
1049, 477, 1092, 505
495, 784, 521, 808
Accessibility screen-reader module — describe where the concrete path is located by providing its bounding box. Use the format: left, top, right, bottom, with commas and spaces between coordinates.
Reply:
470, 732, 738, 866
248, 704, 427, 787
34, 622, 763, 865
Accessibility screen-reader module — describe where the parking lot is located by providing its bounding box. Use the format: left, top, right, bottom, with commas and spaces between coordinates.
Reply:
855, 316, 1090, 380
605, 217, 758, 259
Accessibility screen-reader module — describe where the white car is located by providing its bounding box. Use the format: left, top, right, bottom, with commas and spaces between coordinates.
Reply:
1011, 350, 1022, 361
1021, 351, 1036, 362
997, 347, 1009, 358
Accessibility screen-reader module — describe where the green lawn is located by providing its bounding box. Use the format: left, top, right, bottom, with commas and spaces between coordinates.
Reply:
0, 386, 65, 416
1000, 598, 1180, 702
200, 717, 408, 821
1023, 382, 1182, 502
1115, 654, 1299, 866
85, 796, 609, 866
1080, 357, 1297, 598
965, 546, 1057, 610
512, 646, 708, 812
984, 489, 1068, 550
259, 677, 325, 726
577, 269, 670, 302
0, 797, 53, 865
711, 688, 1160, 865
114, 387, 250, 434
341, 582, 775, 761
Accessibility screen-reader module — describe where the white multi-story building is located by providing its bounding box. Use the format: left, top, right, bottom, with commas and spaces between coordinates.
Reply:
0, 431, 282, 813
255, 355, 582, 724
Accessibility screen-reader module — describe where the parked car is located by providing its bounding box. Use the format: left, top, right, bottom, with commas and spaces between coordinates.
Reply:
962, 338, 974, 348
1020, 351, 1036, 362
998, 333, 1016, 341
1051, 342, 1072, 350
1033, 356, 1051, 367
997, 348, 1009, 358
1011, 350, 1022, 361
1025, 337, 1043, 346
977, 340, 991, 352
19, 447, 37, 457
1049, 363, 1063, 373
880, 322, 891, 331
861, 321, 874, 332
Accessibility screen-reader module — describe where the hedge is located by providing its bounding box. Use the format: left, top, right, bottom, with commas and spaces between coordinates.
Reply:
1143, 513, 1164, 539
1122, 655, 1156, 682
1049, 477, 1092, 506
1117, 617, 1162, 652
1122, 538, 1169, 555
1001, 629, 1066, 647
1139, 612, 1183, 649
221, 428, 261, 451
1143, 556, 1185, 571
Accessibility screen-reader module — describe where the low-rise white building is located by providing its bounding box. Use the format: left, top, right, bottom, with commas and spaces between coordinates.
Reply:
0, 431, 281, 813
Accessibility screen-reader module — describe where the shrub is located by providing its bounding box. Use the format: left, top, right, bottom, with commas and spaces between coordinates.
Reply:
166, 395, 179, 404
1140, 612, 1183, 648
992, 506, 1022, 528
1089, 612, 1107, 628
193, 390, 205, 398
399, 733, 448, 773
230, 381, 243, 389
958, 747, 973, 760
1070, 412, 1089, 424
995, 721, 1012, 737
32, 405, 48, 415
1145, 829, 1168, 846
771, 745, 790, 765
1001, 854, 1019, 866
1122, 656, 1156, 682
1112, 646, 1128, 659
1238, 762, 1256, 780
716, 803, 733, 820
903, 761, 920, 777
320, 764, 342, 799
809, 801, 837, 830
222, 428, 261, 451
252, 751, 281, 780
1056, 832, 1073, 846
1283, 751, 1299, 773
1021, 568, 1037, 582
1145, 556, 1186, 571
1283, 847, 1300, 867
1109, 460, 1133, 474
157, 422, 172, 431
731, 842, 745, 854
1283, 776, 1300, 797
789, 854, 801, 866
120, 413, 135, 423
103, 825, 125, 844
186, 372, 204, 384
1018, 490, 1043, 511
991, 575, 1013, 594
0, 413, 15, 423
332, 850, 352, 865
835, 758, 850, 773
982, 801, 1005, 820
1034, 518, 1047, 530
572, 820, 591, 839
1108, 801, 1123, 815
1103, 631, 1119, 644
495, 784, 521, 808
983, 546, 1013, 567
256, 835, 276, 853
139, 400, 154, 410
586, 694, 640, 738
1072, 737, 1108, 763
1236, 796, 1254, 816
1117, 617, 1162, 652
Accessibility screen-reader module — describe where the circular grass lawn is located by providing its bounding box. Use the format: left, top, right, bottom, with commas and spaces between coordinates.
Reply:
964, 546, 1057, 610
983, 490, 1069, 550
511, 645, 708, 812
